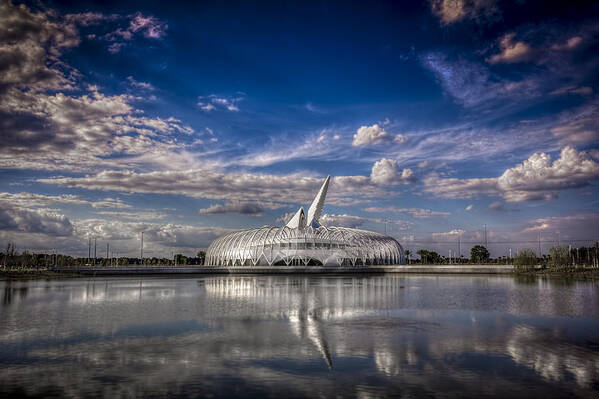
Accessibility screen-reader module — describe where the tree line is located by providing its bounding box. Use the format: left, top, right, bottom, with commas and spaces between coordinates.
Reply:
405, 243, 599, 267
1, 243, 206, 268
2, 241, 599, 269
512, 243, 599, 271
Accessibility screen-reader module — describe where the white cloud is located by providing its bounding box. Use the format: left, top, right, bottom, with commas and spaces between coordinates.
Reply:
0, 192, 131, 209
91, 198, 132, 209
550, 86, 593, 97
0, 86, 193, 169
40, 164, 407, 208
0, 1, 79, 94
108, 42, 125, 53
497, 146, 599, 201
103, 12, 167, 53
73, 219, 231, 252
38, 171, 346, 206
237, 129, 348, 167
64, 12, 110, 27
421, 52, 540, 108
319, 214, 370, 228
319, 214, 411, 230
127, 76, 154, 90
488, 33, 535, 64
197, 94, 243, 112
393, 134, 407, 144
128, 12, 167, 39
551, 36, 583, 51
353, 124, 401, 146
0, 2, 191, 172
276, 211, 296, 224
0, 83, 196, 171
0, 216, 231, 256
425, 174, 497, 200
370, 158, 415, 185
550, 104, 599, 145
432, 229, 465, 239
429, 0, 498, 25
94, 210, 167, 221
199, 103, 215, 111
0, 203, 73, 236
423, 146, 599, 202
199, 201, 284, 217
521, 213, 599, 240
364, 206, 450, 218
488, 201, 504, 211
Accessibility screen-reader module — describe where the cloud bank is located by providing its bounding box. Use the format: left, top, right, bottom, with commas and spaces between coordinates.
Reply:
424, 146, 599, 202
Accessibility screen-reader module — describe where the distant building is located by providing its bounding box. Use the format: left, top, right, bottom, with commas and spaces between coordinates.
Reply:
205, 176, 405, 266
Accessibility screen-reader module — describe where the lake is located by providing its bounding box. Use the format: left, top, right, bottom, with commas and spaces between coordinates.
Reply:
1, 275, 598, 398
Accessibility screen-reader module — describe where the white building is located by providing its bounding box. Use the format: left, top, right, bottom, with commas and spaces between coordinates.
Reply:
205, 176, 405, 266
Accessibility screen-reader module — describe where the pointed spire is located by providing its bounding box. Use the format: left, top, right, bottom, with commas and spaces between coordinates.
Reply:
306, 176, 330, 228
285, 207, 306, 229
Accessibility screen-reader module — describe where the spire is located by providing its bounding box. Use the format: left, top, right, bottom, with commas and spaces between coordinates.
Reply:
285, 207, 306, 229
306, 176, 330, 228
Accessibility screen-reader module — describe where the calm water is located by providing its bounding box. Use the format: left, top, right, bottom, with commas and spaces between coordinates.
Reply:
1, 275, 599, 398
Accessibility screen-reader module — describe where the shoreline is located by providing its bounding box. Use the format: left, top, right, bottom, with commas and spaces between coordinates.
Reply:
2, 265, 598, 280
47, 265, 515, 276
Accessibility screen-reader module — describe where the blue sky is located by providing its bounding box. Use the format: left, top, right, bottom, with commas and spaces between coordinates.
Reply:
1, 0, 598, 257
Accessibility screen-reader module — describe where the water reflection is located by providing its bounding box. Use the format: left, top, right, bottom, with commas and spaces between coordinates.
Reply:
2, 281, 29, 305
0, 275, 598, 398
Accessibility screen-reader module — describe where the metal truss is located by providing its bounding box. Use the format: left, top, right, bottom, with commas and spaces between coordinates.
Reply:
205, 225, 405, 266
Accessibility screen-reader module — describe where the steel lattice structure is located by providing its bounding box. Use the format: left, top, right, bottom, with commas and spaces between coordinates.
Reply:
205, 176, 405, 266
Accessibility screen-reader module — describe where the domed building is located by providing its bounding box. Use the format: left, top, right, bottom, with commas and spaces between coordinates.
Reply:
205, 176, 405, 266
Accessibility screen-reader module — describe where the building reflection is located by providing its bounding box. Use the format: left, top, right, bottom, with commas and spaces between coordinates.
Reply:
0, 275, 598, 397
201, 276, 599, 385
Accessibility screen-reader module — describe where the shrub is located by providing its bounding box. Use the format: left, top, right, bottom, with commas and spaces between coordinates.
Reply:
514, 248, 537, 271
549, 246, 571, 267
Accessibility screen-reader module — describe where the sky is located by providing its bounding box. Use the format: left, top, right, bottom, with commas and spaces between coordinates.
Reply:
1, 0, 598, 258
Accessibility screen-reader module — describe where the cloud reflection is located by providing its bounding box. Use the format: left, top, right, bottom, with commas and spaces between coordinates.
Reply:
0, 276, 598, 397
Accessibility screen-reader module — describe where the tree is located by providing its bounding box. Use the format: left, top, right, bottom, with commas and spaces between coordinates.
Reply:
549, 246, 570, 267
417, 249, 443, 264
404, 250, 411, 264
416, 249, 427, 264
175, 254, 187, 265
470, 245, 490, 263
514, 248, 537, 271
197, 251, 206, 265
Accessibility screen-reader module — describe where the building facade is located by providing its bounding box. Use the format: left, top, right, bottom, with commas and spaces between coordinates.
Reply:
205, 176, 405, 266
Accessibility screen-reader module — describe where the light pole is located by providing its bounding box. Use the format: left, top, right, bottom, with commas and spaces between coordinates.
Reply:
140, 232, 144, 266
557, 231, 560, 247
484, 224, 487, 247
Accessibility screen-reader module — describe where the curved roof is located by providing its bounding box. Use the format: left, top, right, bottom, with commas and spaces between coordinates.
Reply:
206, 225, 404, 266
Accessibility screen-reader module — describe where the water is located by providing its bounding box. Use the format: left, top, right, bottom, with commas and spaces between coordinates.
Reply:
1, 275, 598, 398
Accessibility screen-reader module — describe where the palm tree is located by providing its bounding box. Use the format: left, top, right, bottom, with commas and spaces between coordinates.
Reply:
405, 250, 411, 265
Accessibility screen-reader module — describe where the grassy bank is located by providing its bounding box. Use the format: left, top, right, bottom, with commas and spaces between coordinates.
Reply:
514, 265, 599, 279
0, 268, 82, 280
